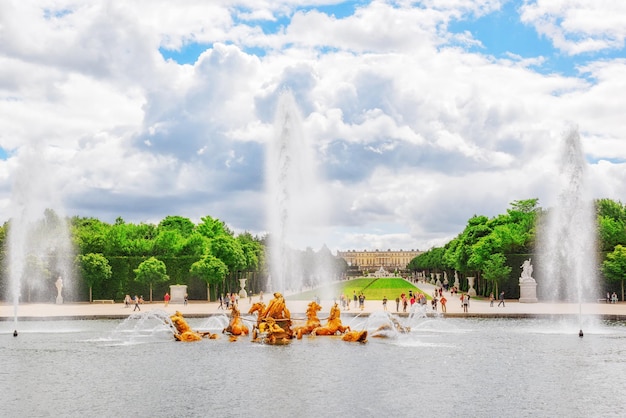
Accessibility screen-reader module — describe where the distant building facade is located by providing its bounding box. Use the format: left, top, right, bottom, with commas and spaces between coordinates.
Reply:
336, 249, 423, 274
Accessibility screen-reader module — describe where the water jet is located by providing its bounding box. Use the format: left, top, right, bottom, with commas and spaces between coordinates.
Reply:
537, 126, 597, 336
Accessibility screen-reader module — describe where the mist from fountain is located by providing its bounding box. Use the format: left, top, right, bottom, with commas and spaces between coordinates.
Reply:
6, 143, 76, 326
266, 90, 329, 294
536, 127, 598, 318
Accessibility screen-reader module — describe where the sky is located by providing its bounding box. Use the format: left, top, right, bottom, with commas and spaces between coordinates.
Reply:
1, 0, 625, 254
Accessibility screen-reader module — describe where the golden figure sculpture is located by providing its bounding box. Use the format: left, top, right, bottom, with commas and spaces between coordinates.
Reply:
222, 303, 249, 337
248, 292, 293, 343
312, 303, 351, 336
341, 329, 368, 343
293, 300, 322, 339
170, 311, 216, 341
261, 292, 291, 322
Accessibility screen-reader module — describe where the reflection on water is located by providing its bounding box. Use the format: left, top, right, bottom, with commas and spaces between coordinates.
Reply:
2, 316, 626, 417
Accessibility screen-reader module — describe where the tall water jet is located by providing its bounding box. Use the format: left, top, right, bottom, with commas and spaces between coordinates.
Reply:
6, 143, 76, 326
265, 90, 328, 294
537, 127, 597, 331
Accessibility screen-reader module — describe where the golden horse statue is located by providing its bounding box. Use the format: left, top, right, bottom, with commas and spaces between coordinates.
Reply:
170, 311, 216, 341
222, 303, 249, 337
249, 302, 266, 327
312, 303, 350, 336
293, 301, 322, 339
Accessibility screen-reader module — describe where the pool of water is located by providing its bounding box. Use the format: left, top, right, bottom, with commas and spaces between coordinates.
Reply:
2, 314, 626, 417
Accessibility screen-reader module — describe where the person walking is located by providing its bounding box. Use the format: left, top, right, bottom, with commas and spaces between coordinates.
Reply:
489, 292, 494, 307
462, 294, 469, 313
382, 296, 388, 311
164, 292, 170, 307
440, 295, 447, 313
498, 291, 505, 307
133, 295, 141, 311
395, 296, 400, 312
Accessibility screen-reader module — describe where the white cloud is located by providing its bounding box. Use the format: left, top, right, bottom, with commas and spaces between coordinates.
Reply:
0, 0, 624, 254
520, 0, 626, 55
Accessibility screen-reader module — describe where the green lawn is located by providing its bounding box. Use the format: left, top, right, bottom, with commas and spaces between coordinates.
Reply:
285, 277, 429, 301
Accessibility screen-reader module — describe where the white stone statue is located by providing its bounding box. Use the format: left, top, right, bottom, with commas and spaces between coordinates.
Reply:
519, 258, 538, 303
520, 259, 534, 283
55, 277, 63, 304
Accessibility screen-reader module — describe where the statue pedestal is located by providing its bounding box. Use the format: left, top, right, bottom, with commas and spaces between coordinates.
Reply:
519, 281, 538, 303
467, 276, 477, 297
238, 278, 248, 299
56, 295, 63, 304
170, 285, 188, 304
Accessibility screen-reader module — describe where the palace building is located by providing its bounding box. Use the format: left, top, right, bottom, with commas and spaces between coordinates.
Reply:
336, 249, 423, 274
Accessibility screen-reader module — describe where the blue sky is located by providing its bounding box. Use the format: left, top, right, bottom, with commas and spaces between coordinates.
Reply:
1, 0, 625, 252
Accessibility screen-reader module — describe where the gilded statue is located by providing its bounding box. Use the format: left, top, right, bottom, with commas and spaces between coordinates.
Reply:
222, 303, 249, 337
293, 300, 322, 339
312, 303, 351, 336
170, 311, 216, 341
248, 293, 293, 343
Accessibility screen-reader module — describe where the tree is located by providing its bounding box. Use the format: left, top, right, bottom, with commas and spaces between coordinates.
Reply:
598, 216, 626, 252
179, 232, 208, 256
189, 255, 228, 301
210, 235, 246, 273
481, 253, 512, 295
237, 232, 263, 271
75, 253, 112, 302
104, 222, 131, 256
158, 215, 196, 237
602, 245, 626, 301
71, 217, 108, 254
152, 230, 184, 256
134, 257, 169, 303
197, 215, 232, 239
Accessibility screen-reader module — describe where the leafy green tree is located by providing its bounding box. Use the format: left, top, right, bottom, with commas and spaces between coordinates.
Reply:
596, 198, 626, 222
158, 216, 195, 237
602, 245, 626, 301
104, 221, 131, 256
210, 235, 246, 273
481, 253, 512, 295
76, 253, 112, 302
197, 215, 232, 239
126, 223, 157, 256
179, 232, 208, 256
446, 215, 491, 274
189, 255, 228, 300
71, 217, 108, 254
237, 232, 263, 271
152, 230, 184, 256
598, 216, 626, 252
134, 257, 169, 302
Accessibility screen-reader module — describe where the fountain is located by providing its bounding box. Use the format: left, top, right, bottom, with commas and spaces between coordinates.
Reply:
6, 143, 75, 329
265, 90, 328, 294
248, 291, 294, 344
537, 126, 598, 334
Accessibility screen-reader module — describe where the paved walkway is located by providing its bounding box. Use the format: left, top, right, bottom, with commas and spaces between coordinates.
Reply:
2, 281, 625, 320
